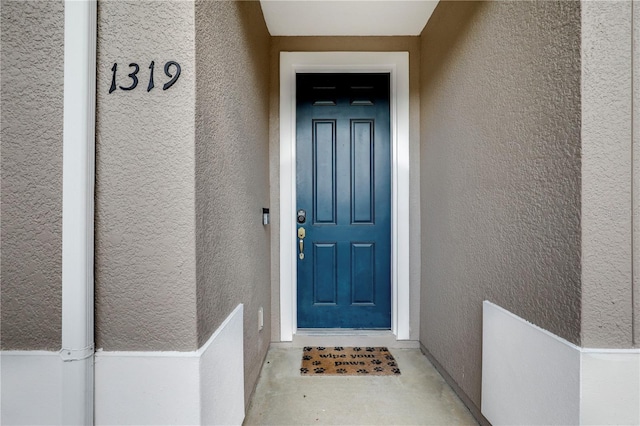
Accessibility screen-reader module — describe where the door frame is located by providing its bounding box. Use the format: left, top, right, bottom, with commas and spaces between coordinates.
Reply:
279, 51, 410, 341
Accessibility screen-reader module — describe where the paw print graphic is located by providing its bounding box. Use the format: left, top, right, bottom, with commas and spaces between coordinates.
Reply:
356, 369, 369, 374
392, 368, 401, 375
371, 359, 382, 365
312, 360, 321, 366
300, 367, 309, 374
303, 355, 312, 360
387, 361, 397, 367
314, 367, 325, 374
317, 347, 326, 351
385, 354, 395, 360
336, 368, 347, 374
373, 367, 384, 372
334, 347, 344, 351
380, 347, 389, 352
366, 347, 375, 352
304, 347, 312, 352
353, 347, 362, 351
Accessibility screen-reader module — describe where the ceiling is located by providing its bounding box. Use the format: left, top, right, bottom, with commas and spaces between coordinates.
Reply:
259, 1, 439, 36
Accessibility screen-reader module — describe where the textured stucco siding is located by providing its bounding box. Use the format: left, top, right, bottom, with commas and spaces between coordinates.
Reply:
634, 1, 640, 348
194, 0, 271, 403
269, 36, 421, 341
96, 0, 198, 351
420, 1, 582, 407
0, 0, 65, 350
581, 0, 635, 348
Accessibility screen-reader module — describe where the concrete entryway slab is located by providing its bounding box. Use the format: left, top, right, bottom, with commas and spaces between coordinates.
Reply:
244, 347, 478, 425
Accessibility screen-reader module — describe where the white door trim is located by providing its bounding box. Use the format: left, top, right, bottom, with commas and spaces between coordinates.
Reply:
279, 51, 410, 341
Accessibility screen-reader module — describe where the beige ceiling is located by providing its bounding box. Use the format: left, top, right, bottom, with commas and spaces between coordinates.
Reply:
259, 1, 439, 36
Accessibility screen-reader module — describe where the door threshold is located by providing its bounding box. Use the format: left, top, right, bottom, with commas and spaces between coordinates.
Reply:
272, 329, 419, 349
296, 329, 393, 336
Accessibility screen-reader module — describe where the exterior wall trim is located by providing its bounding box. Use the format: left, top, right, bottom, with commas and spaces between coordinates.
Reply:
94, 304, 245, 425
482, 301, 640, 425
1, 305, 245, 425
279, 51, 411, 340
0, 351, 63, 425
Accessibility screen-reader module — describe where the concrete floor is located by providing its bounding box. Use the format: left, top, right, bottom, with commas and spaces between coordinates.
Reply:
244, 347, 478, 425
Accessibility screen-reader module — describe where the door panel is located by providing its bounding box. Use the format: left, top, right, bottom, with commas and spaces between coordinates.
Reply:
313, 120, 337, 224
351, 243, 375, 305
351, 120, 374, 224
296, 73, 391, 329
313, 243, 337, 304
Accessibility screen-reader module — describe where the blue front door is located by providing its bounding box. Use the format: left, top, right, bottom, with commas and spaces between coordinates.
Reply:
296, 73, 391, 329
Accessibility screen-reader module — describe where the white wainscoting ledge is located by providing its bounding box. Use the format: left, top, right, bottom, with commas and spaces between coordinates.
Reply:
580, 348, 640, 425
482, 301, 640, 426
95, 304, 245, 425
0, 351, 63, 425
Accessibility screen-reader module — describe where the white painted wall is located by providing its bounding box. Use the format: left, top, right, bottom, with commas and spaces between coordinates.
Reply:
94, 304, 245, 425
95, 354, 200, 425
200, 305, 246, 426
581, 350, 640, 425
2, 307, 244, 426
482, 301, 640, 426
1, 352, 63, 425
482, 302, 581, 425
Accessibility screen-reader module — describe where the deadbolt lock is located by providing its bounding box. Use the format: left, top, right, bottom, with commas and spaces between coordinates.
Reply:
297, 209, 306, 224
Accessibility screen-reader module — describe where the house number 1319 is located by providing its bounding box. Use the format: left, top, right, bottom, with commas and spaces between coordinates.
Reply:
109, 61, 181, 94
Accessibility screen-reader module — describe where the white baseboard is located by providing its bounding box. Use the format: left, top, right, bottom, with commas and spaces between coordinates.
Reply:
1, 305, 244, 426
481, 301, 581, 425
282, 330, 420, 349
581, 348, 640, 425
200, 304, 245, 426
1, 351, 63, 425
482, 301, 640, 426
95, 304, 245, 425
95, 354, 200, 425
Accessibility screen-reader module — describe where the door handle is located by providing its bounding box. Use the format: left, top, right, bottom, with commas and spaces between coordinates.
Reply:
298, 227, 306, 260
299, 239, 304, 260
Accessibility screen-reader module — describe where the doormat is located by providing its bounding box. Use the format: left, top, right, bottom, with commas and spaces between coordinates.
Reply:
300, 347, 401, 376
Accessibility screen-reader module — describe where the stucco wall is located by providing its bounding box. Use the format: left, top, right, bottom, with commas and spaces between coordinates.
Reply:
581, 0, 635, 349
635, 1, 640, 348
0, 0, 65, 350
269, 36, 421, 341
194, 0, 271, 402
96, 0, 198, 351
419, 1, 582, 407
